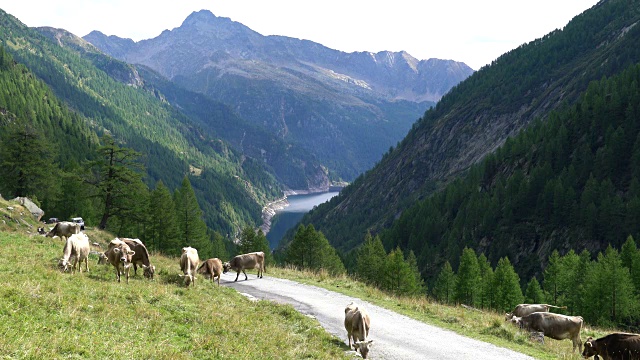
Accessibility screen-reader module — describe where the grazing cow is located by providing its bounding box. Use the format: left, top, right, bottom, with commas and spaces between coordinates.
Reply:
120, 238, 155, 280
583, 333, 640, 360
223, 252, 265, 282
104, 239, 136, 283
197, 258, 223, 286
344, 302, 373, 359
510, 312, 583, 352
58, 233, 90, 273
46, 221, 81, 240
505, 303, 567, 321
37, 227, 46, 235
179, 247, 200, 287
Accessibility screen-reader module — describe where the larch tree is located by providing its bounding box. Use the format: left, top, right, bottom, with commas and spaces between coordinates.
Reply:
174, 175, 211, 258
147, 180, 180, 255
455, 247, 480, 305
493, 257, 523, 312
433, 261, 456, 304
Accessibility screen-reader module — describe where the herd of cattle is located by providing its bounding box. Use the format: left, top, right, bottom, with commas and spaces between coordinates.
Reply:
506, 303, 640, 359
45, 221, 640, 359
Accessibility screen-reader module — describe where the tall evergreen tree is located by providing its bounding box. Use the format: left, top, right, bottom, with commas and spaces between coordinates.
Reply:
524, 277, 545, 304
543, 250, 562, 304
238, 226, 258, 255
0, 119, 57, 200
620, 235, 640, 295
493, 257, 524, 312
455, 247, 480, 305
85, 135, 144, 230
477, 253, 495, 310
356, 233, 387, 287
174, 175, 211, 258
433, 261, 456, 304
147, 180, 180, 255
210, 230, 230, 260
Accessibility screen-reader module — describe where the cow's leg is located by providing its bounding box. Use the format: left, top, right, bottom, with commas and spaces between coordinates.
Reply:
243, 269, 248, 280
234, 271, 240, 282
84, 257, 89, 273
133, 263, 138, 276
115, 266, 121, 282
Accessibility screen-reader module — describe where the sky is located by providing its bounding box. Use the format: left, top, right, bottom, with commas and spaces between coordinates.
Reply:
0, 0, 601, 70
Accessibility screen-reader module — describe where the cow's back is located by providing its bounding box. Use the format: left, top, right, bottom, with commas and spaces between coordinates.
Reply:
586, 333, 640, 359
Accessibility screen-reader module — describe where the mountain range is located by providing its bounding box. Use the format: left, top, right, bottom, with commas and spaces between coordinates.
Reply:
289, 0, 640, 276
84, 10, 474, 183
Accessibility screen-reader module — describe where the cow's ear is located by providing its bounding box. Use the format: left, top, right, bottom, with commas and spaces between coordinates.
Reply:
128, 250, 135, 256
367, 340, 374, 346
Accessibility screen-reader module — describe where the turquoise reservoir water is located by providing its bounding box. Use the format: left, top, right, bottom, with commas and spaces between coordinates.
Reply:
266, 191, 339, 248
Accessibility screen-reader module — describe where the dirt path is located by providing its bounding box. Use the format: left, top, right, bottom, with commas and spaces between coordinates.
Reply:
220, 272, 534, 360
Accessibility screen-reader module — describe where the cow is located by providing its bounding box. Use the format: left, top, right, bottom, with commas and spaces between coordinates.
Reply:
120, 238, 155, 280
104, 238, 136, 283
197, 258, 223, 286
505, 303, 567, 321
510, 312, 583, 352
344, 302, 373, 359
179, 247, 200, 287
582, 333, 640, 360
58, 233, 90, 273
46, 221, 81, 241
223, 252, 265, 282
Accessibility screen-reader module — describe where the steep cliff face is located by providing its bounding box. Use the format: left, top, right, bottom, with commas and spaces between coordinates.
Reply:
84, 10, 473, 182
297, 0, 640, 252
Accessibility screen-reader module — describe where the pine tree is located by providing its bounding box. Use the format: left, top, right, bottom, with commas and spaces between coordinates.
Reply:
543, 250, 562, 304
493, 257, 523, 312
477, 253, 495, 309
84, 135, 144, 230
433, 261, 456, 304
0, 119, 57, 200
356, 233, 387, 287
596, 246, 636, 322
147, 180, 180, 255
174, 175, 211, 258
620, 235, 640, 294
238, 226, 258, 254
455, 247, 480, 305
210, 230, 229, 260
524, 277, 545, 304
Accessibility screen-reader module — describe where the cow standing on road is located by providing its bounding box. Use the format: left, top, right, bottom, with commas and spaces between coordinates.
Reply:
344, 302, 373, 359
223, 252, 265, 282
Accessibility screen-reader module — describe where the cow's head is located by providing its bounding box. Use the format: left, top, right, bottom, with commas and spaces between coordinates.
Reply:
142, 264, 155, 280
113, 247, 135, 264
179, 273, 196, 286
222, 262, 231, 273
582, 337, 597, 359
58, 258, 70, 272
509, 315, 522, 328
98, 252, 109, 265
354, 340, 373, 359
504, 312, 513, 321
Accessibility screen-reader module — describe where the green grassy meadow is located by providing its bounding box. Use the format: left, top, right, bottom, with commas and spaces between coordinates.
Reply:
0, 230, 351, 359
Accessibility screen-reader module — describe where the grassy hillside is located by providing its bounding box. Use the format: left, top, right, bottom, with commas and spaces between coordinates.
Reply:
0, 202, 349, 359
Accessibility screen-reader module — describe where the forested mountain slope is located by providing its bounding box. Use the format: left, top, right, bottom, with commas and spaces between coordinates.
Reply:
0, 9, 279, 235
84, 10, 471, 181
297, 0, 640, 251
36, 26, 327, 191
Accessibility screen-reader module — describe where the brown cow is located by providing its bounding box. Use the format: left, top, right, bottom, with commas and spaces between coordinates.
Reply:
179, 247, 200, 287
104, 239, 136, 283
58, 233, 90, 273
197, 258, 223, 286
510, 312, 583, 352
583, 333, 640, 360
46, 221, 81, 241
505, 303, 567, 321
344, 302, 373, 359
223, 251, 265, 282
120, 238, 155, 280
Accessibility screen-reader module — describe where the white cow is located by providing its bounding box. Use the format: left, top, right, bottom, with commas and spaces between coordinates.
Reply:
58, 233, 90, 273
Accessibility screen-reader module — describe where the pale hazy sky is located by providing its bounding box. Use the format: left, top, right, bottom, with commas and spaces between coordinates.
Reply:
0, 0, 600, 70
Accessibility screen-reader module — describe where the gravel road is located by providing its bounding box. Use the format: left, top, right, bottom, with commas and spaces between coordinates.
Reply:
219, 272, 535, 360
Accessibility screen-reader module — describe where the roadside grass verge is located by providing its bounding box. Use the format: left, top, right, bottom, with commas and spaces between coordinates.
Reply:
0, 232, 351, 359
268, 266, 612, 360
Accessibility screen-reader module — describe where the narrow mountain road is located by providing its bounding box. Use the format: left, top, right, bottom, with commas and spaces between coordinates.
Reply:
220, 273, 534, 360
